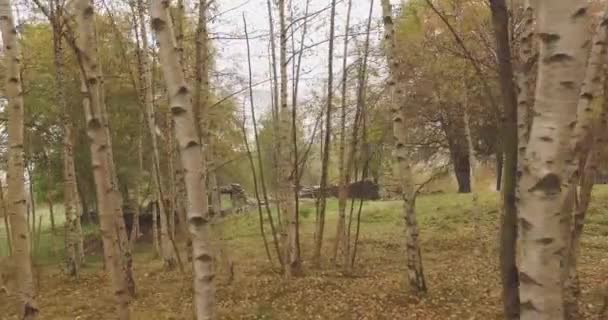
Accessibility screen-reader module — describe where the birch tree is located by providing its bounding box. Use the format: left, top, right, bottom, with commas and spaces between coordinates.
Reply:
516, 2, 590, 319
0, 0, 39, 317
277, 0, 301, 277
381, 0, 426, 294
73, 0, 132, 318
48, 0, 82, 278
563, 5, 608, 318
135, 0, 176, 268
150, 0, 215, 317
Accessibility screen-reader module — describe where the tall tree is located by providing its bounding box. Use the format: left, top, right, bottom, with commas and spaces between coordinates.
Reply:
243, 14, 283, 269
49, 0, 82, 278
194, 0, 221, 221
136, 0, 177, 268
150, 0, 216, 318
73, 0, 132, 318
516, 2, 590, 319
489, 0, 520, 318
0, 0, 39, 317
563, 5, 608, 318
381, 0, 426, 294
312, 0, 337, 268
278, 0, 301, 277
332, 0, 353, 264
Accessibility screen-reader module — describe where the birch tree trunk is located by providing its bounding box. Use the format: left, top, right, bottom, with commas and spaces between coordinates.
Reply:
50, 3, 81, 277
332, 0, 353, 265
0, 1, 39, 317
136, 0, 176, 268
517, 2, 590, 319
516, 0, 535, 167
150, 1, 215, 317
563, 7, 608, 318
73, 0, 131, 318
196, 0, 232, 279
381, 0, 426, 294
564, 111, 606, 319
194, 0, 221, 219
278, 0, 301, 277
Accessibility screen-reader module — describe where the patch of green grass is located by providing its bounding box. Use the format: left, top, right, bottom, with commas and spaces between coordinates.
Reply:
299, 207, 313, 219
0, 205, 103, 266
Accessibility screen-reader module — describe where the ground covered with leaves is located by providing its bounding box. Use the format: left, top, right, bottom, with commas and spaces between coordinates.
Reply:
2, 188, 608, 319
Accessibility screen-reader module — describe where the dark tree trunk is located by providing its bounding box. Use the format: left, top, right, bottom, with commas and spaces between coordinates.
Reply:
442, 115, 472, 194
496, 149, 503, 191
453, 152, 471, 193
490, 0, 520, 318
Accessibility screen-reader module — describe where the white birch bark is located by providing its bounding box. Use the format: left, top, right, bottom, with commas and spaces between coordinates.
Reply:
517, 2, 590, 319
150, 1, 215, 318
381, 0, 426, 293
0, 1, 39, 317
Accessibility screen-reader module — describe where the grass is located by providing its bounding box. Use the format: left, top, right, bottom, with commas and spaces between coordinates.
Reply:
2, 187, 608, 319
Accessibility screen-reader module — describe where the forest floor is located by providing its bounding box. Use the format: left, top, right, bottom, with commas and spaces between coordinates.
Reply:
2, 188, 608, 319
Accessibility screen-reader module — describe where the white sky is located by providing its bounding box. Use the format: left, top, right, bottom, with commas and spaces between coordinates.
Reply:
210, 0, 401, 117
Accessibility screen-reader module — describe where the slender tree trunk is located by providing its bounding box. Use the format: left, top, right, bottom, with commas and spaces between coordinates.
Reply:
332, 0, 353, 265
194, 0, 220, 221
463, 95, 482, 255
489, 1, 520, 318
244, 15, 283, 268
135, 0, 175, 268
0, 2, 38, 316
0, 179, 11, 256
564, 135, 604, 319
98, 78, 135, 298
312, 0, 337, 268
277, 0, 301, 278
381, 0, 427, 294
45, 153, 56, 234
517, 2, 590, 319
27, 165, 37, 255
152, 198, 160, 254
73, 0, 131, 318
341, 85, 363, 271
563, 8, 608, 319
51, 8, 82, 277
195, 0, 232, 278
350, 117, 371, 269
131, 113, 144, 245
266, 0, 283, 232
240, 110, 274, 268
288, 0, 310, 276
516, 0, 535, 169
74, 185, 85, 265
150, 1, 215, 317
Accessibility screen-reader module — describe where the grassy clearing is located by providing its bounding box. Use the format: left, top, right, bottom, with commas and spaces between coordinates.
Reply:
2, 187, 608, 319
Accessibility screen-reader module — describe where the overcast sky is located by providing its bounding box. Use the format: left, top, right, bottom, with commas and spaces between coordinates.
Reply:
210, 0, 400, 118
